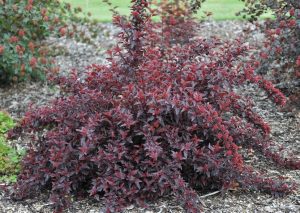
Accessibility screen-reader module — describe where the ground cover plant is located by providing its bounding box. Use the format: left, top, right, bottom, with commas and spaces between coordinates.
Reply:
0, 0, 94, 84
0, 111, 24, 184
239, 0, 300, 107
5, 0, 300, 213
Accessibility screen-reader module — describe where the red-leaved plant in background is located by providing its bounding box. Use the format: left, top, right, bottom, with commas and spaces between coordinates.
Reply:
156, 0, 199, 46
238, 0, 300, 108
6, 0, 300, 212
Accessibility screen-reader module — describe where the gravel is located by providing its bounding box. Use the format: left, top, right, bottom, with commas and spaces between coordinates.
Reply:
0, 21, 299, 213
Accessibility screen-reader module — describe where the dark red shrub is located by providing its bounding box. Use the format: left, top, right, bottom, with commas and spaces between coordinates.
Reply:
239, 0, 300, 108
8, 1, 300, 212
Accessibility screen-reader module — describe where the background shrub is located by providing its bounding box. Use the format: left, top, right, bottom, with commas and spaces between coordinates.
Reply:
157, 0, 200, 46
7, 0, 300, 213
238, 0, 300, 108
0, 0, 93, 84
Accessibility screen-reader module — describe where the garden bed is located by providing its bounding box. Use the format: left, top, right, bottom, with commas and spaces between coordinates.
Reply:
0, 21, 299, 213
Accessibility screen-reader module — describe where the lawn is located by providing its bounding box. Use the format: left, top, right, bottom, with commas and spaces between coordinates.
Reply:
62, 0, 272, 22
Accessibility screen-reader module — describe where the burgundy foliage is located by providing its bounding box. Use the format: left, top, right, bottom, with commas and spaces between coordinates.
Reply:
8, 0, 300, 212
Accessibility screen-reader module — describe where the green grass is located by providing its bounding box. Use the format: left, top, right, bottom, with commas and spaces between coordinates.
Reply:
63, 0, 272, 22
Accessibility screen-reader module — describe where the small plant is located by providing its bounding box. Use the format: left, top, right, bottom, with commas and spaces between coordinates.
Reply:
238, 0, 300, 107
0, 111, 15, 134
0, 111, 24, 184
0, 137, 24, 184
8, 1, 300, 213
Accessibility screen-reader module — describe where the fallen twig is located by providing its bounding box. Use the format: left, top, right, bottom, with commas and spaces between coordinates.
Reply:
199, 191, 220, 199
